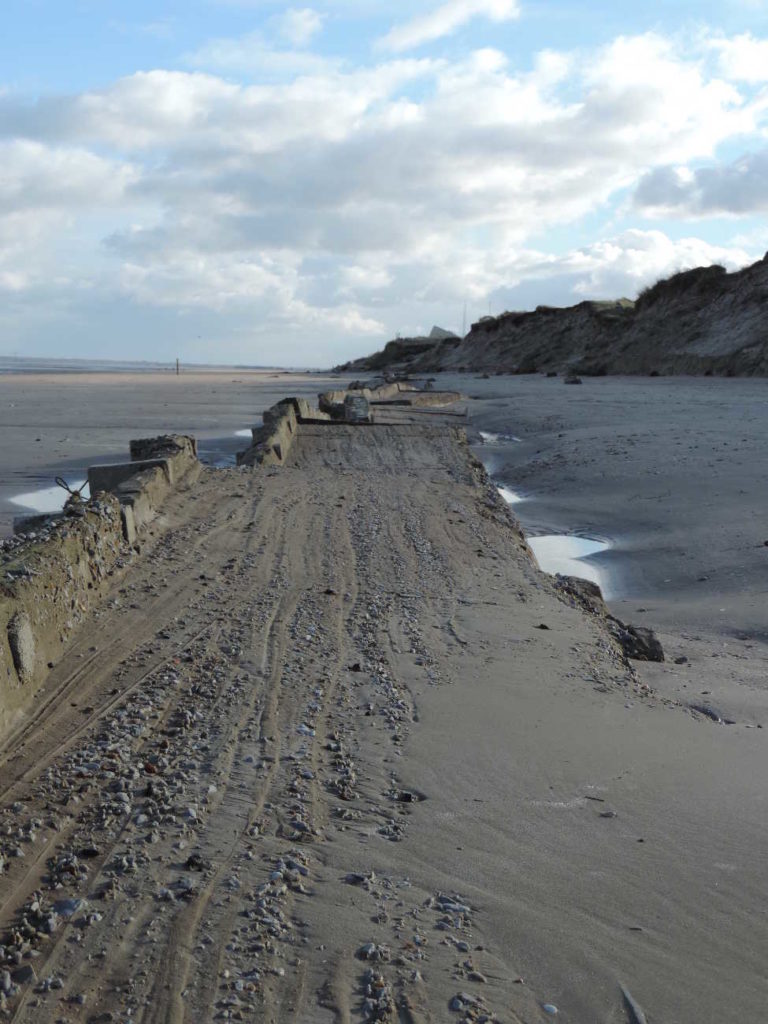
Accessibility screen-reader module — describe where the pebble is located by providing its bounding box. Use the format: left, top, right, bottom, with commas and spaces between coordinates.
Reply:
357, 942, 391, 962
53, 898, 87, 918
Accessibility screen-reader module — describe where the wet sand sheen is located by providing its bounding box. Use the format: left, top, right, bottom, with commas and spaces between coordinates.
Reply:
9, 479, 91, 515
496, 482, 614, 594
527, 533, 611, 589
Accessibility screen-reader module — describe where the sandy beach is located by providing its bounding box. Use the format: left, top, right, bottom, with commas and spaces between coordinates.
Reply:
452, 372, 768, 732
0, 373, 766, 1022
0, 370, 348, 537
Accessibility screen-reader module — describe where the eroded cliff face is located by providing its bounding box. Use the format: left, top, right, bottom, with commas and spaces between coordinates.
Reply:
338, 254, 768, 376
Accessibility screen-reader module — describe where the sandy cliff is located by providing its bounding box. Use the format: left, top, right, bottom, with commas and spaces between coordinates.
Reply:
339, 253, 768, 376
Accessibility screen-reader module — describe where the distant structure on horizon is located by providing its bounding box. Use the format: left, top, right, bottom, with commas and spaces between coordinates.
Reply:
429, 326, 460, 340
336, 254, 768, 378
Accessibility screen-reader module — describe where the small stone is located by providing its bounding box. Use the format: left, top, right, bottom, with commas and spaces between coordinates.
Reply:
12, 965, 37, 985
54, 898, 87, 918
542, 1004, 558, 1015
357, 942, 390, 962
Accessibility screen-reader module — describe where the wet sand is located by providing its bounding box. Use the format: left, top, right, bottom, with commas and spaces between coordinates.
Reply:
0, 370, 348, 534
0, 373, 766, 1021
447, 372, 768, 729
452, 374, 768, 628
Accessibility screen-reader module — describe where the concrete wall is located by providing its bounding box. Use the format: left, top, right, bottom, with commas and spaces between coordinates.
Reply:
0, 498, 125, 736
88, 434, 200, 539
370, 390, 462, 407
317, 382, 410, 416
237, 397, 331, 467
238, 402, 299, 467
1, 435, 201, 739
237, 385, 462, 468
315, 381, 465, 416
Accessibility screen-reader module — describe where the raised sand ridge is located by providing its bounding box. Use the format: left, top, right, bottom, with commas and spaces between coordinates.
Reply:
0, 391, 766, 1023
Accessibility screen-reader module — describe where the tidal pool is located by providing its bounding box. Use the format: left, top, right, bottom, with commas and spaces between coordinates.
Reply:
498, 485, 526, 505
480, 431, 522, 443
497, 484, 613, 594
10, 479, 90, 515
527, 534, 611, 591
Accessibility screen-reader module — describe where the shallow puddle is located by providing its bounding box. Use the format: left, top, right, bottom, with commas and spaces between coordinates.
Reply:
527, 534, 610, 590
201, 425, 261, 467
480, 430, 522, 443
10, 479, 90, 515
497, 484, 612, 593
498, 485, 526, 505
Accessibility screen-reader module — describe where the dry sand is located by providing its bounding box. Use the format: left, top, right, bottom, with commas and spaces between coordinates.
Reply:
0, 374, 765, 1022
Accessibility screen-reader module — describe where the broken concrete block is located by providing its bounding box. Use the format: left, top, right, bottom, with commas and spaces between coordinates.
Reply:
121, 503, 137, 545
129, 435, 197, 461
8, 612, 36, 684
88, 459, 171, 495
343, 394, 371, 423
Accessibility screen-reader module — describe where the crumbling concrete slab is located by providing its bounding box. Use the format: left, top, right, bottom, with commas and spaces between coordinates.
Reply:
88, 459, 171, 495
343, 394, 372, 423
7, 612, 35, 684
121, 503, 137, 545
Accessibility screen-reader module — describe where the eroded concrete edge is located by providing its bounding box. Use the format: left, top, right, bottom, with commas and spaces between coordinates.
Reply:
0, 435, 200, 735
237, 384, 462, 467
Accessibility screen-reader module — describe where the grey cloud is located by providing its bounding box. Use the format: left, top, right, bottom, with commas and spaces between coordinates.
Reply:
635, 149, 768, 215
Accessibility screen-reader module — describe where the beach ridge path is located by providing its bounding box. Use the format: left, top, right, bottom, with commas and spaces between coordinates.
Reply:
0, 394, 764, 1023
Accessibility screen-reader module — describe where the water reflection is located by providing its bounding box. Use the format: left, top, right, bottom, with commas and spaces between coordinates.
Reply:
480, 431, 522, 443
527, 535, 610, 590
498, 486, 526, 505
10, 480, 90, 515
497, 484, 613, 594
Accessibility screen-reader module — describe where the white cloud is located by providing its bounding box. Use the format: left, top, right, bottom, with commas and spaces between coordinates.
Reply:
709, 32, 768, 82
472, 229, 756, 322
0, 140, 136, 212
564, 229, 752, 297
378, 0, 520, 53
271, 8, 325, 47
0, 29, 766, 361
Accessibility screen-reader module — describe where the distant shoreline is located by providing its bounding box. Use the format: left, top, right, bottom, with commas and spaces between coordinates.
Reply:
0, 357, 314, 376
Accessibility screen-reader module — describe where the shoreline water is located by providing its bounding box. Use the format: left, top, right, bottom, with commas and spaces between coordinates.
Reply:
491, 466, 616, 595
456, 372, 768, 631
0, 356, 297, 375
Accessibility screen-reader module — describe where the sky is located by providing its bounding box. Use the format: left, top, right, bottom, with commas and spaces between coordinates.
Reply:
1, 1, 768, 367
